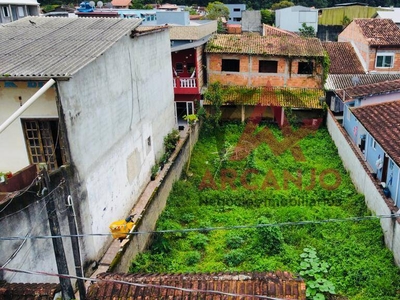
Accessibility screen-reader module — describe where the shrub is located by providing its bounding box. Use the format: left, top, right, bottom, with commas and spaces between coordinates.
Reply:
224, 249, 246, 267
189, 233, 209, 250
225, 233, 245, 249
164, 129, 180, 157
186, 251, 201, 266
256, 216, 284, 255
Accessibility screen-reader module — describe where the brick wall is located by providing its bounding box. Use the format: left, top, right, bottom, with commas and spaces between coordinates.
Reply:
207, 53, 323, 88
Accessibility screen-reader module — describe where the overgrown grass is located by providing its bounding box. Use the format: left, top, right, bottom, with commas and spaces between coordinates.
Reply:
129, 123, 400, 299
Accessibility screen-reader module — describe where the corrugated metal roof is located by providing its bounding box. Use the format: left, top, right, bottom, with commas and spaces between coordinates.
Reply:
0, 16, 142, 79
205, 34, 325, 57
204, 86, 324, 109
87, 272, 306, 300
325, 73, 400, 90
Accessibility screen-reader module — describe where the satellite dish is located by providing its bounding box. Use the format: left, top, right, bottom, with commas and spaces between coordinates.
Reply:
89, 1, 95, 8
97, 1, 103, 8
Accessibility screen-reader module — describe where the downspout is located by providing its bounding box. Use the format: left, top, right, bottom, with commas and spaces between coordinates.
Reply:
8, 5, 13, 21
0, 78, 55, 134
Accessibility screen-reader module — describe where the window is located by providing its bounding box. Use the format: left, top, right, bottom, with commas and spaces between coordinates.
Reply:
22, 119, 67, 171
298, 61, 313, 74
233, 8, 241, 11
346, 106, 351, 121
2, 6, 9, 17
176, 63, 183, 73
372, 139, 376, 150
376, 53, 394, 68
259, 60, 278, 73
221, 59, 240, 72
233, 17, 242, 22
17, 6, 24, 17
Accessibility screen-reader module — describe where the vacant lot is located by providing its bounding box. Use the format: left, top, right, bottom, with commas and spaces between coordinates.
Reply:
130, 122, 400, 299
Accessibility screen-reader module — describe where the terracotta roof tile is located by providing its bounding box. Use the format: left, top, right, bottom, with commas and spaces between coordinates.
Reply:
325, 73, 400, 90
335, 79, 400, 101
352, 100, 400, 166
87, 272, 306, 299
0, 282, 60, 299
262, 24, 299, 38
323, 42, 364, 74
353, 18, 400, 46
111, 0, 131, 6
204, 86, 324, 109
206, 34, 325, 57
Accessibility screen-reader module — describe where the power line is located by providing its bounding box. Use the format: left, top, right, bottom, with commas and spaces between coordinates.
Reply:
0, 213, 398, 241
0, 267, 289, 300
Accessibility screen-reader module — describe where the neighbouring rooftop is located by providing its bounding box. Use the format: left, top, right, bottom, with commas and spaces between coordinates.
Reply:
323, 42, 364, 74
352, 100, 400, 166
0, 16, 142, 79
86, 272, 306, 299
262, 24, 299, 38
205, 34, 325, 57
325, 73, 400, 90
335, 79, 400, 101
0, 282, 60, 299
351, 18, 400, 46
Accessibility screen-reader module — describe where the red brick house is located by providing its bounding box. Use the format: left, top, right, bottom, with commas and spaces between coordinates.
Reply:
338, 18, 400, 73
205, 34, 326, 89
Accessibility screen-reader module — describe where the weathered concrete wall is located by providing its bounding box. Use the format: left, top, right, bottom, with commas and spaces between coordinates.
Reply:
58, 29, 176, 267
326, 111, 400, 265
111, 123, 199, 273
0, 81, 58, 172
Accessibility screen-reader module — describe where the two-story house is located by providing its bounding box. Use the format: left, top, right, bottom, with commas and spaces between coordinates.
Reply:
205, 34, 327, 123
338, 18, 400, 73
0, 16, 175, 282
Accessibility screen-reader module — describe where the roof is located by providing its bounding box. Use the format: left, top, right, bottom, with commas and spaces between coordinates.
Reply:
0, 282, 60, 299
206, 34, 325, 57
0, 0, 38, 4
322, 42, 364, 74
111, 0, 131, 6
262, 24, 299, 38
87, 272, 306, 299
318, 6, 384, 26
335, 79, 400, 101
352, 18, 400, 46
0, 16, 142, 79
204, 86, 324, 109
352, 100, 400, 166
375, 9, 400, 23
325, 73, 400, 90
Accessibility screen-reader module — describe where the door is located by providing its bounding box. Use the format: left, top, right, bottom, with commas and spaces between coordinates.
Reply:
382, 155, 389, 183
175, 101, 194, 127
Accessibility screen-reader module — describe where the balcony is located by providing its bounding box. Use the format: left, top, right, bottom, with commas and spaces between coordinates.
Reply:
173, 77, 198, 94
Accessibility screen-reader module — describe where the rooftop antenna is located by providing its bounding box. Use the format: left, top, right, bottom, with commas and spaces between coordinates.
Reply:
97, 1, 103, 9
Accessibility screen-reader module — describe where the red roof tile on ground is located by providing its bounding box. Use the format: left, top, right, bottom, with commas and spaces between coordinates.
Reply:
335, 79, 400, 101
87, 272, 306, 299
206, 34, 325, 57
352, 100, 400, 166
323, 42, 365, 74
353, 18, 400, 46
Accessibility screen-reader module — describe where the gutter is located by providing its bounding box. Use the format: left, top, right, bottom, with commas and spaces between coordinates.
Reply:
0, 78, 56, 134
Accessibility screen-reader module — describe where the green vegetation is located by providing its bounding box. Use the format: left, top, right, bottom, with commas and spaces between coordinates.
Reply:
130, 123, 400, 299
299, 23, 316, 38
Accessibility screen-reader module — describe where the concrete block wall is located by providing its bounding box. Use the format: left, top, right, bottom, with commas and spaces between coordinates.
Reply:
327, 111, 400, 265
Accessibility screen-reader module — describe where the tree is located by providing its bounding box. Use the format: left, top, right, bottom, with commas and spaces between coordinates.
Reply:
260, 9, 275, 25
205, 1, 229, 20
130, 0, 144, 9
271, 0, 294, 10
298, 22, 316, 37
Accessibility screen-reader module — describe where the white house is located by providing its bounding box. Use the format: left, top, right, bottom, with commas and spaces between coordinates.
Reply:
0, 0, 39, 23
0, 16, 176, 282
275, 5, 318, 33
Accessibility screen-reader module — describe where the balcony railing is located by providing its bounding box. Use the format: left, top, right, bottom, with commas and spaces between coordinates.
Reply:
173, 77, 197, 89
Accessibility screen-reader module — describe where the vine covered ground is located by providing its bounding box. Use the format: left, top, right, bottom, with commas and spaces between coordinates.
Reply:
130, 122, 400, 299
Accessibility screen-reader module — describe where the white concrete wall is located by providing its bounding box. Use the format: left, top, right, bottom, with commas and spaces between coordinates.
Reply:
58, 30, 176, 264
0, 81, 58, 172
327, 112, 400, 265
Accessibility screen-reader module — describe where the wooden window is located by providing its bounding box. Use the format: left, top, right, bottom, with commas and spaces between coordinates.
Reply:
222, 59, 240, 72
259, 60, 278, 73
298, 61, 313, 74
22, 119, 67, 172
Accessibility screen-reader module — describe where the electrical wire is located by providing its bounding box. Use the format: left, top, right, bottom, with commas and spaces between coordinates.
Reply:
0, 213, 399, 241
0, 267, 289, 300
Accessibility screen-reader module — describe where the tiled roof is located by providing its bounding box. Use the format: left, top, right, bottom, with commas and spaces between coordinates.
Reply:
353, 18, 400, 46
205, 34, 325, 57
0, 16, 141, 79
325, 73, 400, 90
352, 100, 400, 166
335, 79, 400, 102
0, 282, 60, 299
262, 24, 299, 38
111, 0, 131, 6
87, 272, 306, 299
322, 42, 364, 74
204, 86, 324, 109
